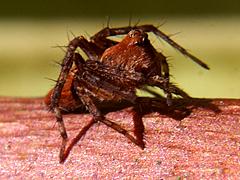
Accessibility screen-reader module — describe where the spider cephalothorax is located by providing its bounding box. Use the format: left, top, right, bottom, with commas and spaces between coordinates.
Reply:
45, 24, 209, 163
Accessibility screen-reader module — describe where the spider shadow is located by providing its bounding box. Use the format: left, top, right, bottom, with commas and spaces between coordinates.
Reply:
100, 96, 221, 150
61, 96, 221, 163
136, 96, 221, 121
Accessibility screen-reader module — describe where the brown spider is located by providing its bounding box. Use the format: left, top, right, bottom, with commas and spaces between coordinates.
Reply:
45, 24, 209, 163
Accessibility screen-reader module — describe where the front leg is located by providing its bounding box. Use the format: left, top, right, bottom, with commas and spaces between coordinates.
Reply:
147, 75, 191, 106
74, 79, 143, 146
50, 38, 80, 161
137, 25, 209, 69
50, 37, 92, 162
51, 37, 90, 109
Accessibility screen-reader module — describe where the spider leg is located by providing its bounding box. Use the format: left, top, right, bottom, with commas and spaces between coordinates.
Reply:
84, 60, 144, 88
73, 53, 142, 103
131, 105, 145, 149
73, 80, 144, 150
156, 53, 191, 100
136, 25, 209, 70
60, 118, 96, 163
90, 26, 133, 42
90, 25, 209, 69
158, 53, 172, 105
54, 108, 68, 161
50, 37, 100, 162
143, 52, 190, 104
147, 75, 172, 106
147, 75, 190, 102
50, 38, 81, 161
101, 118, 144, 149
51, 36, 103, 110
90, 37, 119, 52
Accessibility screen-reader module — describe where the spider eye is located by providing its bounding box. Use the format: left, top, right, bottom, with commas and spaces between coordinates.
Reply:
128, 31, 134, 38
129, 29, 141, 38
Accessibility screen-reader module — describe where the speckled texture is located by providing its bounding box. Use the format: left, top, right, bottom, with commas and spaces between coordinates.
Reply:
0, 97, 239, 179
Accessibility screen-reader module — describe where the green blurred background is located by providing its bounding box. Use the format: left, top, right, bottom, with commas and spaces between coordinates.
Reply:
0, 0, 239, 98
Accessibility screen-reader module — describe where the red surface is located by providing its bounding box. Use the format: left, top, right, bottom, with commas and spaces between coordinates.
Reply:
0, 97, 240, 179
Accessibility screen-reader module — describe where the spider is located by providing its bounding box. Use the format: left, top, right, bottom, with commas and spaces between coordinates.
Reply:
45, 24, 209, 163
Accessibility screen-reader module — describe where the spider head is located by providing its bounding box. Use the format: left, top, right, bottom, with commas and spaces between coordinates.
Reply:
125, 29, 149, 46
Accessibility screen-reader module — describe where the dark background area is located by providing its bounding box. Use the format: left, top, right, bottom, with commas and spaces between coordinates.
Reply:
0, 0, 239, 18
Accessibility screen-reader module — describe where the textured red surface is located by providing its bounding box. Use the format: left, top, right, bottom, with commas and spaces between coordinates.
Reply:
0, 97, 240, 179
